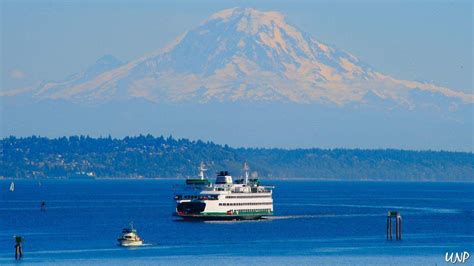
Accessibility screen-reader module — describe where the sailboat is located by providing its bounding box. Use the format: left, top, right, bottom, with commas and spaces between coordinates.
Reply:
10, 182, 15, 192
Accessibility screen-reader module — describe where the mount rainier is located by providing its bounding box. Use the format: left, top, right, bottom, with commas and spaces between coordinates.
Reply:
1, 8, 472, 150
7, 7, 472, 107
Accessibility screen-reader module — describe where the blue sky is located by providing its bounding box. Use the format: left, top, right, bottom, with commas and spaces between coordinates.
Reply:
1, 0, 472, 94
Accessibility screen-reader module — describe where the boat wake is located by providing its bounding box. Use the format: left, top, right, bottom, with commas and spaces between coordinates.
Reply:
279, 203, 461, 214
1, 243, 162, 256
117, 243, 154, 248
268, 213, 381, 220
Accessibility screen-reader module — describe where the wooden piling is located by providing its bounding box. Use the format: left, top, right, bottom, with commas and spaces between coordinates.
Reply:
395, 216, 399, 240
15, 244, 22, 260
14, 236, 23, 260
398, 216, 402, 240
389, 217, 392, 240
386, 211, 402, 241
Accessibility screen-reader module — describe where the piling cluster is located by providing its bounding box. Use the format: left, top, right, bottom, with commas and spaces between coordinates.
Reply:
386, 211, 402, 240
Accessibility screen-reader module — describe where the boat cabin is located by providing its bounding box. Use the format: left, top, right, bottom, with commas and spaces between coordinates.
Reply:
122, 228, 137, 234
216, 171, 233, 184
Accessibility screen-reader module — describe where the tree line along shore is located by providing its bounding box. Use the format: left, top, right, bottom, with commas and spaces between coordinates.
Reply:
1, 135, 472, 181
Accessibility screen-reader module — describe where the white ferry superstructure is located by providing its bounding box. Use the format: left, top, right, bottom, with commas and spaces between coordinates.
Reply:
174, 162, 274, 220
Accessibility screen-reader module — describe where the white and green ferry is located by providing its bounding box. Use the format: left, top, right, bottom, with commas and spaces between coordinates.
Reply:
174, 162, 274, 220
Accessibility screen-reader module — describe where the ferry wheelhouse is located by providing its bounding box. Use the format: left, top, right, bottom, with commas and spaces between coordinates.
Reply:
174, 162, 274, 220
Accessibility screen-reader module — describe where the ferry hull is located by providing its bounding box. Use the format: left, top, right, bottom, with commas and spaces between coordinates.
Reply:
176, 213, 269, 221
175, 200, 273, 221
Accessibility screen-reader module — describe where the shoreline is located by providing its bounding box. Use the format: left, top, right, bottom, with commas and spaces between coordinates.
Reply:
1, 177, 473, 183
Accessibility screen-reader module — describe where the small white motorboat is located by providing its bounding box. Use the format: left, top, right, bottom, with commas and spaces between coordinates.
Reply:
117, 223, 144, 247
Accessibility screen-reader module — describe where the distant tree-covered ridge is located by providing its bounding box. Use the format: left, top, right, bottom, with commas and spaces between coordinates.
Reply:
1, 135, 472, 181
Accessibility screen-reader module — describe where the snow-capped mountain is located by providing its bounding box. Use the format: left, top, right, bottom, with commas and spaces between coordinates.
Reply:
13, 7, 472, 107
2, 8, 472, 151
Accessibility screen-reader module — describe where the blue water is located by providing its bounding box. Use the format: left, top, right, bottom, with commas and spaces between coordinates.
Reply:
0, 180, 473, 265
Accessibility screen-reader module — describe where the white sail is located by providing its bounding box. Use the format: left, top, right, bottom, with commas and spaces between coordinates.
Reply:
9, 182, 15, 192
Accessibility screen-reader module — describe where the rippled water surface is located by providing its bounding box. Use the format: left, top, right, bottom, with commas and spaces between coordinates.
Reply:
0, 180, 472, 264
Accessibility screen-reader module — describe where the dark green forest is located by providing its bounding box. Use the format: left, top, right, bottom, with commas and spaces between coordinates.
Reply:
1, 135, 473, 181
